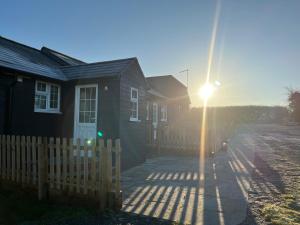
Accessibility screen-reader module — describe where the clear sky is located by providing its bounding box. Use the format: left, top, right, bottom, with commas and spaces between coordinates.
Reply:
1, 0, 300, 107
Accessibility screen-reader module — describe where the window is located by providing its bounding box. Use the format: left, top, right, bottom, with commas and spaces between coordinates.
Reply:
130, 87, 139, 121
34, 81, 60, 113
146, 101, 150, 120
79, 87, 96, 123
161, 105, 167, 121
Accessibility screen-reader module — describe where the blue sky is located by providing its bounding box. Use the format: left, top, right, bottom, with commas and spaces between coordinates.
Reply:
1, 0, 300, 107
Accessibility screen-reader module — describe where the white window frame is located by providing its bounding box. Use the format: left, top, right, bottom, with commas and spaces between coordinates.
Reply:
161, 105, 167, 122
152, 102, 158, 124
146, 101, 150, 120
130, 87, 139, 121
34, 81, 61, 113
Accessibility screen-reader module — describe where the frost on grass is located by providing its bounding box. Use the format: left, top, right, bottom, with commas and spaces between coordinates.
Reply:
262, 186, 300, 225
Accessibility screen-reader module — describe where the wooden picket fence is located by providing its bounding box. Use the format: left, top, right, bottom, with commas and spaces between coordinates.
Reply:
146, 129, 200, 157
0, 135, 122, 211
158, 133, 200, 153
150, 129, 224, 156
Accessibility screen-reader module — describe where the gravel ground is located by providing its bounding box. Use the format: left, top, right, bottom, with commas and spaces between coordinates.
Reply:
237, 124, 300, 225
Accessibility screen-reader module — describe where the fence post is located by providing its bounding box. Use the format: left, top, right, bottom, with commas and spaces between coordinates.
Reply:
38, 137, 48, 200
62, 138, 67, 190
56, 138, 61, 190
11, 135, 15, 182
16, 136, 21, 183
68, 138, 74, 193
32, 136, 37, 185
83, 139, 88, 195
26, 136, 31, 184
115, 139, 122, 209
7, 135, 11, 181
21, 136, 26, 185
76, 138, 81, 194
98, 139, 106, 211
49, 138, 55, 190
106, 139, 113, 208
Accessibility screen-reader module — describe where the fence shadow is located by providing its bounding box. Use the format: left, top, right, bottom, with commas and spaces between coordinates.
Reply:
122, 146, 259, 225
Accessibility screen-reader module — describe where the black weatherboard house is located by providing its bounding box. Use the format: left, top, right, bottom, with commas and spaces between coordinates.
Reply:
0, 36, 147, 169
145, 75, 190, 144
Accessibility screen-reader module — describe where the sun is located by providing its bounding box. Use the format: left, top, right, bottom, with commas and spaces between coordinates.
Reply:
198, 83, 214, 100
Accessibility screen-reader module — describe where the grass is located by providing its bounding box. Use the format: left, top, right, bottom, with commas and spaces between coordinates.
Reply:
0, 186, 184, 225
0, 186, 94, 225
262, 183, 300, 225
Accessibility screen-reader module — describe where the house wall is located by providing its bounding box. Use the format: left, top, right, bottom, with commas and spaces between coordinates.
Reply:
120, 62, 147, 170
145, 95, 168, 144
61, 77, 120, 139
0, 74, 13, 133
0, 71, 120, 141
145, 93, 190, 144
0, 73, 63, 136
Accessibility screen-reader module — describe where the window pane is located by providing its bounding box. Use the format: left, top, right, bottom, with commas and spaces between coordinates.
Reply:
131, 89, 137, 99
50, 85, 59, 109
37, 82, 46, 92
91, 100, 96, 111
86, 88, 91, 99
80, 100, 86, 111
91, 87, 96, 99
86, 100, 91, 111
78, 87, 97, 123
130, 101, 138, 119
80, 88, 86, 100
79, 112, 84, 123
83, 112, 88, 123
35, 94, 47, 109
90, 112, 96, 123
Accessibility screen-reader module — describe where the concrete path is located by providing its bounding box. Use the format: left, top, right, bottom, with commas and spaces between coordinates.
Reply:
122, 128, 258, 225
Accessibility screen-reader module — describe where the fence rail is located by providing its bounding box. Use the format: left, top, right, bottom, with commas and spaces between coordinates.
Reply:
158, 134, 200, 152
0, 135, 121, 211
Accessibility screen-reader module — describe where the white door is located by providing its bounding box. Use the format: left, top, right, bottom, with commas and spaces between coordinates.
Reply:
152, 102, 158, 140
74, 84, 98, 141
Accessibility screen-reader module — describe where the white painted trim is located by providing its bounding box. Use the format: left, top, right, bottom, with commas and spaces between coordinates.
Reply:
34, 80, 61, 113
130, 87, 139, 121
129, 118, 141, 122
146, 101, 150, 120
152, 102, 158, 127
34, 109, 62, 114
160, 104, 168, 122
73, 84, 98, 139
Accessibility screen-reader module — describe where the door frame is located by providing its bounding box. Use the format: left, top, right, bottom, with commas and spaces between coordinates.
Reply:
73, 84, 98, 139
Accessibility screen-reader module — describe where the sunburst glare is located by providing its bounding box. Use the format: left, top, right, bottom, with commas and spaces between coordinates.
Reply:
198, 83, 214, 100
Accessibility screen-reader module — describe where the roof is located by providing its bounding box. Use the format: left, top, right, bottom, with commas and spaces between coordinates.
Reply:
0, 36, 139, 81
62, 58, 136, 79
41, 47, 85, 66
146, 74, 188, 93
0, 36, 66, 80
147, 88, 169, 99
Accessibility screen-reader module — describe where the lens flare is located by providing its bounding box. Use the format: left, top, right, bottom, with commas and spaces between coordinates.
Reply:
198, 83, 214, 100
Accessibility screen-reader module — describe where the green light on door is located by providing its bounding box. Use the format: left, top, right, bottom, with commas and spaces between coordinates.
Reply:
97, 131, 103, 137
